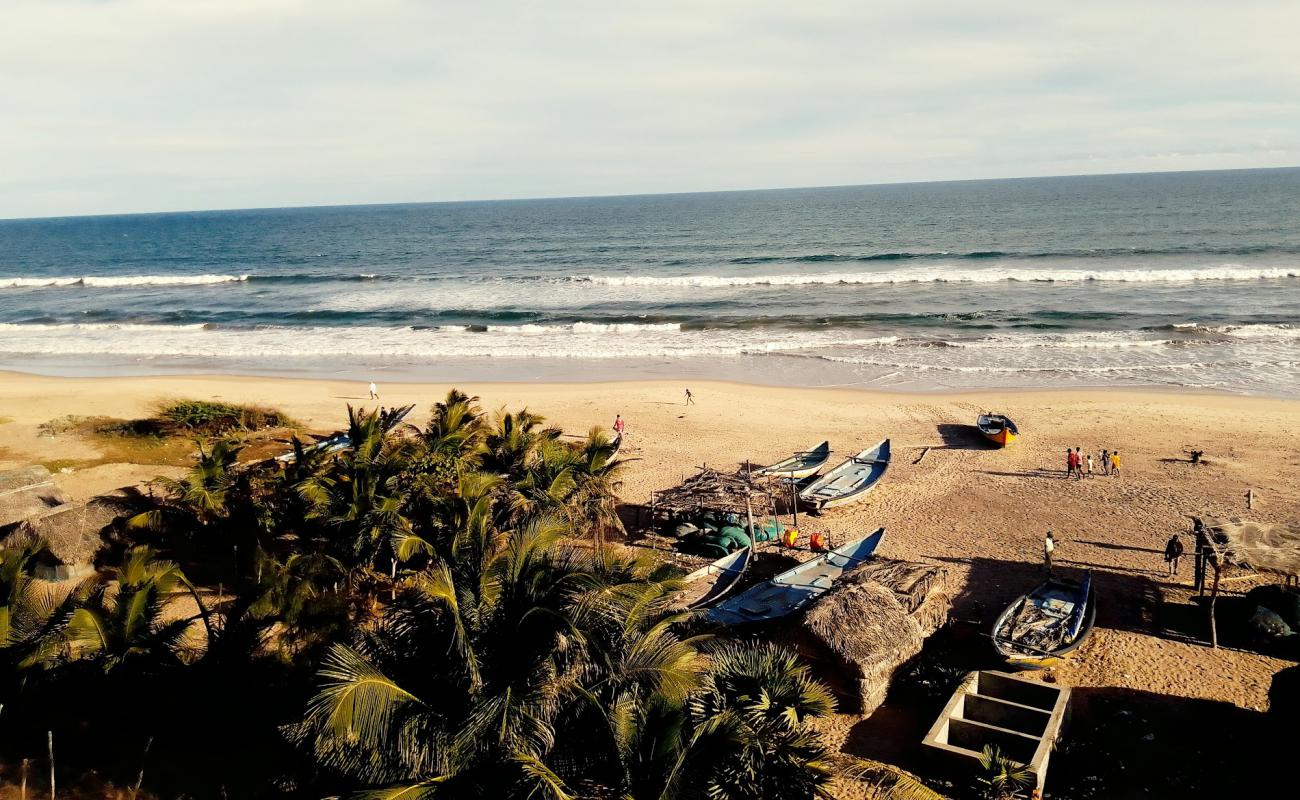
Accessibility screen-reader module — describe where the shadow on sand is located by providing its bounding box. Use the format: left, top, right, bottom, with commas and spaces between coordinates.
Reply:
935, 423, 994, 450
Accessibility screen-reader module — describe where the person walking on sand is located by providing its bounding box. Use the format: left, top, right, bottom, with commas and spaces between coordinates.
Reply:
1065, 448, 1076, 479
1074, 447, 1084, 480
1164, 532, 1185, 577
1110, 450, 1121, 477
1100, 448, 1110, 476
684, 388, 695, 405
1043, 531, 1056, 574
368, 381, 379, 400
1086, 451, 1094, 476
613, 414, 626, 440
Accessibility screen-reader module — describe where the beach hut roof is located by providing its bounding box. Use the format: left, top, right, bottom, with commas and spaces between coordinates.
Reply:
1, 497, 125, 567
1200, 516, 1300, 579
651, 466, 782, 515
795, 557, 950, 715
0, 465, 66, 527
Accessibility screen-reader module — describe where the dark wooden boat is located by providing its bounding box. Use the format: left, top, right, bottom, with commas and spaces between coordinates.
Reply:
992, 572, 1096, 668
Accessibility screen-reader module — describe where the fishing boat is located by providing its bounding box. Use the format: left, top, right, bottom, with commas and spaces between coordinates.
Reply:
797, 439, 891, 510
754, 440, 832, 480
681, 547, 753, 610
992, 572, 1096, 669
977, 414, 1019, 447
707, 528, 885, 626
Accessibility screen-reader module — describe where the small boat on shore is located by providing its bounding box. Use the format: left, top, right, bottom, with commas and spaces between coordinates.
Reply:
992, 572, 1096, 669
977, 414, 1019, 447
797, 439, 891, 510
682, 547, 753, 610
754, 440, 831, 480
707, 528, 885, 626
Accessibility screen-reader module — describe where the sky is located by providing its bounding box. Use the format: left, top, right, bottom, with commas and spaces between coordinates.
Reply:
2, 1, 1298, 218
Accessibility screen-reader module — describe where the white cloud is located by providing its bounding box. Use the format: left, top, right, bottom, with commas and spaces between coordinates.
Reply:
1, 0, 1297, 217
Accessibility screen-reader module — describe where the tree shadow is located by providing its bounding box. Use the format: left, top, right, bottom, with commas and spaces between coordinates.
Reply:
935, 423, 993, 450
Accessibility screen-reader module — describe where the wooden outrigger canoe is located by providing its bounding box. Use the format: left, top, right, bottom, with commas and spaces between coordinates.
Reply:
681, 547, 753, 610
992, 572, 1096, 669
706, 528, 885, 626
977, 414, 1019, 447
797, 439, 891, 510
754, 440, 831, 480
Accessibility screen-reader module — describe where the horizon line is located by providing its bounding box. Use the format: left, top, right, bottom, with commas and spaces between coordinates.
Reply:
3, 163, 1297, 224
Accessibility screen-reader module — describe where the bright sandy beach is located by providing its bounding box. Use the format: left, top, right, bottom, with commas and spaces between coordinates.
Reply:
2, 372, 1300, 796
3, 372, 1296, 720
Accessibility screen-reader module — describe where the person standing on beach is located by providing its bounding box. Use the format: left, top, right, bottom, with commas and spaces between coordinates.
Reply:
1086, 452, 1094, 476
1100, 449, 1109, 475
1164, 533, 1185, 577
684, 388, 695, 405
1043, 531, 1056, 574
613, 414, 626, 440
1111, 450, 1121, 476
368, 381, 379, 400
1065, 448, 1075, 479
1074, 447, 1084, 480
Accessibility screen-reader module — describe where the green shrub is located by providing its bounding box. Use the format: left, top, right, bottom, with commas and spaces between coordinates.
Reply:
154, 400, 297, 433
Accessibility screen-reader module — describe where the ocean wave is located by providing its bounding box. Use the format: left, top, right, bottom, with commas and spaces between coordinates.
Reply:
1, 274, 249, 289
574, 266, 1300, 288
1162, 322, 1300, 339
726, 244, 1300, 265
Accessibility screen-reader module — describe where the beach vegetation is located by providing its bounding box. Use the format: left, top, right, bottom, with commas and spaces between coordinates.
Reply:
0, 390, 945, 799
153, 398, 298, 433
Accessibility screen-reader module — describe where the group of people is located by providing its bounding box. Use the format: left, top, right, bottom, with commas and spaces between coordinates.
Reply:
1065, 446, 1121, 479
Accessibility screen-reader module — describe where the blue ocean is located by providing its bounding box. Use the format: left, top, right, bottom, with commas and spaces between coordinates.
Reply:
2, 168, 1298, 394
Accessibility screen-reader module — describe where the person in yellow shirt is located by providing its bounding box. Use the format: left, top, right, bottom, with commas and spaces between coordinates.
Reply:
1110, 450, 1121, 476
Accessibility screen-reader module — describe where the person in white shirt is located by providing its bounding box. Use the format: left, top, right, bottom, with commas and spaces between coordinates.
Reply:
368, 381, 379, 400
1043, 531, 1056, 574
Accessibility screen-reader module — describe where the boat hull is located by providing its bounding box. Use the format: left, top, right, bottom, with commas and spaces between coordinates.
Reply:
706, 528, 885, 626
798, 439, 891, 511
980, 428, 1017, 447
992, 575, 1097, 669
755, 441, 831, 480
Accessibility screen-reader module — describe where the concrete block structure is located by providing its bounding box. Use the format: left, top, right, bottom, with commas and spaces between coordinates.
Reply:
922, 670, 1070, 793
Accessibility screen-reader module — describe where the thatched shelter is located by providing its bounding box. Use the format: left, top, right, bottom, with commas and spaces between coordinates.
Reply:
1191, 516, 1300, 647
792, 558, 950, 714
0, 465, 66, 527
0, 497, 124, 580
650, 466, 784, 516
1199, 517, 1300, 579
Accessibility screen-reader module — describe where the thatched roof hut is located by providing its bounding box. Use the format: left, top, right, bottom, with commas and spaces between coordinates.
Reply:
1200, 517, 1300, 579
650, 466, 784, 516
0, 465, 66, 527
0, 497, 125, 580
792, 558, 950, 714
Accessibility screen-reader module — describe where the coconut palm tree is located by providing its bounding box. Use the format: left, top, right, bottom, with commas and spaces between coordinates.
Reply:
423, 389, 487, 468
567, 427, 627, 545
0, 543, 80, 678
64, 546, 210, 671
297, 406, 419, 573
128, 438, 244, 535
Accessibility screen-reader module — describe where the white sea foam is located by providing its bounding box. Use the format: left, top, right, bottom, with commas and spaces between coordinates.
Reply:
574, 265, 1300, 288
0, 274, 248, 289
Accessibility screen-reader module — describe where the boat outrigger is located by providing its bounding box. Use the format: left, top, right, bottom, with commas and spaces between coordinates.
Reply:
992, 572, 1096, 669
977, 414, 1019, 447
797, 439, 891, 510
753, 440, 831, 480
706, 528, 885, 626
